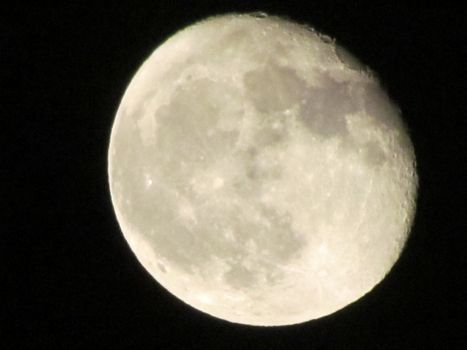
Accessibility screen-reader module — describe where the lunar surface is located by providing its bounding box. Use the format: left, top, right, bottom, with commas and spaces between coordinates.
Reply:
108, 13, 418, 326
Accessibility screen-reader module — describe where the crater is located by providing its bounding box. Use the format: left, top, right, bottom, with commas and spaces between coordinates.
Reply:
157, 262, 167, 273
335, 45, 362, 71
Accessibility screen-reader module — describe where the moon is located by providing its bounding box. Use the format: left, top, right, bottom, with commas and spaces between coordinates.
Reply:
108, 13, 418, 326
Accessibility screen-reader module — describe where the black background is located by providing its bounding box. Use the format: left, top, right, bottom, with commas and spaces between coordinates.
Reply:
4, 1, 466, 349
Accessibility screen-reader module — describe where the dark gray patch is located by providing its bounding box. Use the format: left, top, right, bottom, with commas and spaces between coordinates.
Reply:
244, 63, 308, 113
363, 141, 387, 166
243, 146, 282, 182
254, 127, 286, 147
361, 82, 401, 130
300, 71, 358, 137
223, 264, 257, 289
257, 208, 304, 261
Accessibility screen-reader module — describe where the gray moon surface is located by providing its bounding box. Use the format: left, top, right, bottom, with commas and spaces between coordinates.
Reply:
108, 14, 418, 326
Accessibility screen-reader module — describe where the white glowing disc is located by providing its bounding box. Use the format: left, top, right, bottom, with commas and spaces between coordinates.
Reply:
108, 14, 418, 326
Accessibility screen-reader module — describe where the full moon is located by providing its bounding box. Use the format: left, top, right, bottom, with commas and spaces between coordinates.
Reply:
108, 14, 418, 326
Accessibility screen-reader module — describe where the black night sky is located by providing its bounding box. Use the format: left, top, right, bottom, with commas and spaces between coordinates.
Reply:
4, 1, 466, 349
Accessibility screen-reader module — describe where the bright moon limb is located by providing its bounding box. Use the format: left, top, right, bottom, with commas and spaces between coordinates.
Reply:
108, 13, 418, 326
